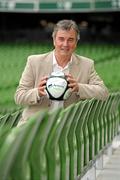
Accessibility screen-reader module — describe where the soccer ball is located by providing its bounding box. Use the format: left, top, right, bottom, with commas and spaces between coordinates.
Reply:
45, 72, 71, 100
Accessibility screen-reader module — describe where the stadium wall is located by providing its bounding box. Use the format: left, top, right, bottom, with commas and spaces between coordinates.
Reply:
0, 0, 120, 43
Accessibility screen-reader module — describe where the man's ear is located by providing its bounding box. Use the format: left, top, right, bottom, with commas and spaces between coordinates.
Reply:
53, 38, 55, 47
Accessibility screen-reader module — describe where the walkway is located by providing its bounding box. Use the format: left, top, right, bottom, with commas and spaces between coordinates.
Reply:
96, 145, 120, 180
79, 135, 120, 180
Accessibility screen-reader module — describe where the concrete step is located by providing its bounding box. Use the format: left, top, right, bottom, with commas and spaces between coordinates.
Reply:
96, 146, 120, 180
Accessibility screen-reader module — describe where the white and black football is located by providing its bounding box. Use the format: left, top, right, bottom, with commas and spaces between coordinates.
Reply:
45, 72, 71, 100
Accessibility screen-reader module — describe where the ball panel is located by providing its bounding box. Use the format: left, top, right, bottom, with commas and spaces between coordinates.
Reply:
46, 77, 68, 98
45, 72, 69, 100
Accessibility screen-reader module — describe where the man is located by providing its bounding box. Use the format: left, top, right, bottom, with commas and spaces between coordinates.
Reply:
14, 19, 109, 123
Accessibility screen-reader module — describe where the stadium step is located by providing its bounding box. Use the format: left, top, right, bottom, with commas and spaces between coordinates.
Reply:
96, 139, 120, 180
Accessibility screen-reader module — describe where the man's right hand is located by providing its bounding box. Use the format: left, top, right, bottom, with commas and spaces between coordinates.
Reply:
38, 76, 48, 97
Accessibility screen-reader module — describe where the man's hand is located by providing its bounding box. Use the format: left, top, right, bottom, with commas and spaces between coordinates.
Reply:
38, 76, 48, 96
66, 74, 79, 93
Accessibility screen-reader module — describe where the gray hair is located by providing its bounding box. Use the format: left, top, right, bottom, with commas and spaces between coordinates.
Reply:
52, 19, 80, 41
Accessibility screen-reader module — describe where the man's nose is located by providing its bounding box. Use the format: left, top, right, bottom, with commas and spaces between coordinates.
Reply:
63, 40, 68, 46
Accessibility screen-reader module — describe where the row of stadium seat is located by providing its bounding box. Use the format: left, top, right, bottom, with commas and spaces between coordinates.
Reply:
1, 42, 120, 115
0, 92, 120, 179
0, 0, 119, 12
0, 109, 22, 128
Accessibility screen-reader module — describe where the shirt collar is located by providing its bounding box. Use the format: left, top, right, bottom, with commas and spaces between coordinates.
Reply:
53, 51, 73, 68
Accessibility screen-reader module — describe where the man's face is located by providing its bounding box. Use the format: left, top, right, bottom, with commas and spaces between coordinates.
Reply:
53, 28, 78, 56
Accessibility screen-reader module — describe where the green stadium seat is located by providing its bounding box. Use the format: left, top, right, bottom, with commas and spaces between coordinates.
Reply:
112, 93, 120, 137
75, 100, 90, 177
58, 104, 75, 180
0, 113, 11, 127
15, 2, 34, 10
67, 101, 82, 180
0, 110, 47, 179
0, 126, 11, 149
105, 94, 115, 144
29, 109, 61, 180
72, 2, 90, 9
99, 94, 118, 148
104, 95, 114, 145
87, 99, 98, 161
44, 107, 70, 180
39, 2, 57, 10
97, 100, 107, 150
6, 110, 22, 128
92, 100, 102, 155
114, 92, 120, 135
95, 0, 112, 9
0, 110, 22, 129
82, 100, 94, 167
107, 93, 120, 141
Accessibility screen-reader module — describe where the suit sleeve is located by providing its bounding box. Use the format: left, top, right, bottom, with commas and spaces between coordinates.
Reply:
77, 61, 109, 100
14, 57, 39, 105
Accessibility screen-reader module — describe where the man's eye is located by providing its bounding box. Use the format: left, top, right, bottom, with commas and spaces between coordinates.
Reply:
68, 39, 74, 42
59, 38, 64, 41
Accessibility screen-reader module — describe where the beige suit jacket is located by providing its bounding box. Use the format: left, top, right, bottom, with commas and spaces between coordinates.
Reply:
15, 51, 109, 122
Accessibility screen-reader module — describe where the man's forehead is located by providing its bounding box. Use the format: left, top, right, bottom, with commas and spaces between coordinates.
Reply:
56, 29, 76, 37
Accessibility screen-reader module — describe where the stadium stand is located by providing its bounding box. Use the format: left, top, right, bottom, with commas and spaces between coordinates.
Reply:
0, 0, 120, 43
0, 1, 120, 179
0, 0, 120, 12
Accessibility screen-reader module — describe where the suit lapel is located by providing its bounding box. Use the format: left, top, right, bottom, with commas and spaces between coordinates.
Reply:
43, 51, 53, 76
69, 54, 80, 79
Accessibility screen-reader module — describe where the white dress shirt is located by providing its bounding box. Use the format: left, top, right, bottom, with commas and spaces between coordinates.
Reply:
50, 52, 72, 111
